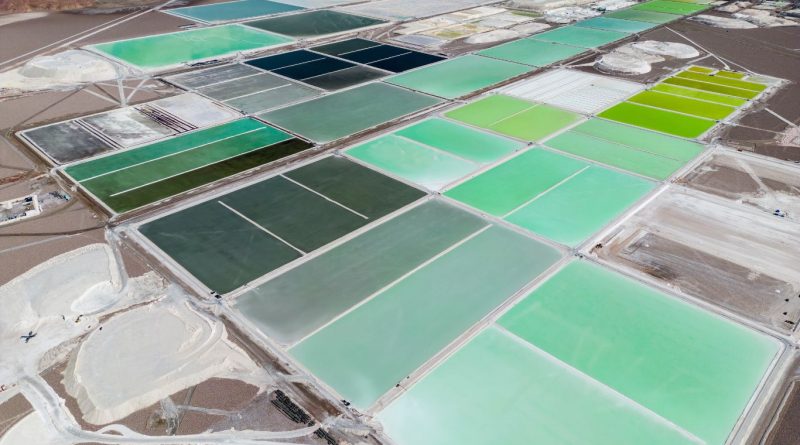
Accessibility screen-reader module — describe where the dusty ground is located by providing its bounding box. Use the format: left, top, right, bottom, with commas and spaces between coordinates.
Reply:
651, 20, 800, 161
679, 151, 800, 223
41, 355, 336, 443
764, 380, 800, 445
0, 176, 109, 284
0, 80, 177, 131
565, 15, 800, 161
591, 186, 800, 332
0, 9, 194, 66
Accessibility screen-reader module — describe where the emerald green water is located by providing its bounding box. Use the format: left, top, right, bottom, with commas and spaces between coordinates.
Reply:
291, 225, 562, 409
380, 327, 703, 445
395, 118, 523, 163
506, 166, 654, 245
498, 261, 780, 445
598, 102, 716, 138
168, 0, 303, 23
79, 126, 291, 198
478, 39, 586, 67
237, 200, 488, 344
66, 119, 267, 181
347, 118, 522, 190
531, 25, 628, 48
445, 95, 581, 141
445, 149, 587, 216
347, 135, 477, 190
386, 55, 531, 99
257, 83, 441, 143
546, 131, 682, 179
91, 24, 293, 70
575, 16, 655, 33
570, 119, 704, 162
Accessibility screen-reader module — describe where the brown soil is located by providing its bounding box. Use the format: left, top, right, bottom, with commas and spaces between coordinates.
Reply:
0, 393, 33, 437
764, 381, 800, 445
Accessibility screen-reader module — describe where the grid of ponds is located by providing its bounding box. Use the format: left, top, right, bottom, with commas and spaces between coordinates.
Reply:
64, 118, 312, 214
58, 3, 787, 445
18, 94, 239, 164
599, 66, 769, 138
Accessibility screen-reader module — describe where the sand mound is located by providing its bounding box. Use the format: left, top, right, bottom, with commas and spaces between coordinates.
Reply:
596, 52, 652, 74
0, 50, 119, 91
545, 6, 599, 23
466, 29, 521, 43
733, 9, 798, 27
63, 301, 258, 425
690, 14, 759, 28
630, 41, 699, 59
596, 40, 698, 74
0, 244, 163, 383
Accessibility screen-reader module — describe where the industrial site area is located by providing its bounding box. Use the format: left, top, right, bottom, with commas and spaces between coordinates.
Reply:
0, 0, 799, 443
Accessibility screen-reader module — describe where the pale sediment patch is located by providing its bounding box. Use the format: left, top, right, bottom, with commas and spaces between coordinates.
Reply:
0, 243, 163, 383
0, 50, 120, 92
630, 41, 699, 59
465, 29, 521, 44
596, 40, 698, 74
733, 9, 799, 27
596, 52, 653, 74
690, 14, 759, 28
63, 300, 259, 425
511, 21, 551, 35
544, 6, 600, 23
0, 411, 66, 445
593, 0, 636, 10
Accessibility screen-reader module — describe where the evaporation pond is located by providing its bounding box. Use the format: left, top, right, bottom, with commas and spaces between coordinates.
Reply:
575, 16, 656, 33
89, 24, 293, 70
236, 200, 489, 344
346, 118, 523, 190
245, 10, 386, 37
257, 83, 442, 143
544, 118, 704, 180
444, 94, 582, 141
166, 0, 304, 23
380, 261, 781, 445
385, 55, 531, 99
290, 225, 562, 409
477, 39, 586, 67
445, 148, 654, 246
139, 156, 424, 293
531, 25, 628, 48
66, 118, 312, 213
598, 102, 716, 138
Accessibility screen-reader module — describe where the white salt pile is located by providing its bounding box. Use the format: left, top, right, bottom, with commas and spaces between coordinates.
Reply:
0, 244, 163, 383
63, 300, 258, 424
596, 40, 699, 74
0, 50, 120, 92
